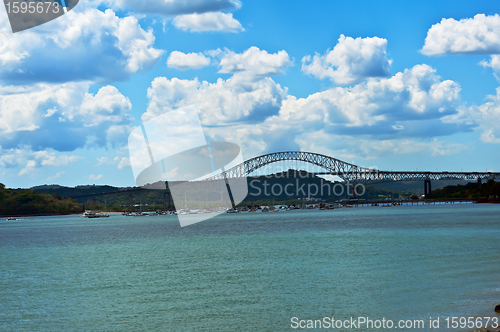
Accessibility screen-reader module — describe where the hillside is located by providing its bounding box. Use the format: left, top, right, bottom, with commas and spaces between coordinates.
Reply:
0, 184, 82, 216
30, 171, 398, 210
431, 179, 500, 200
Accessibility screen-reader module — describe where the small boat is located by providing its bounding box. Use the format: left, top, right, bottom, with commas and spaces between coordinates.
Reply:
226, 208, 239, 213
82, 210, 110, 218
261, 207, 269, 212
6, 217, 16, 221
82, 210, 97, 218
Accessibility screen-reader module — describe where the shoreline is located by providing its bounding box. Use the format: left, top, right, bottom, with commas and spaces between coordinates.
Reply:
1, 211, 124, 219
2, 202, 499, 219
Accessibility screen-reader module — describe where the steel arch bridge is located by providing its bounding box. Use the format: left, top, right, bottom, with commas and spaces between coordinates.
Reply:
203, 151, 500, 192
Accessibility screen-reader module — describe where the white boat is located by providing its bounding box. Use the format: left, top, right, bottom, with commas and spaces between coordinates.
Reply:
226, 208, 239, 213
82, 210, 97, 218
82, 210, 110, 218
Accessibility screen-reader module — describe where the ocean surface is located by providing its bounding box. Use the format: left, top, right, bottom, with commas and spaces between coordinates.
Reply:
1, 203, 500, 331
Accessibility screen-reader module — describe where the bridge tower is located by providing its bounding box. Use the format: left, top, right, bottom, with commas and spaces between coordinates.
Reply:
477, 177, 482, 189
163, 191, 167, 211
424, 179, 432, 198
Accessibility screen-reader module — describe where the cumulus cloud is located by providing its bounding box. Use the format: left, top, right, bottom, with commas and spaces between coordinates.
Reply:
140, 57, 473, 162
302, 35, 392, 85
272, 64, 466, 138
142, 47, 291, 125
479, 55, 500, 81
167, 51, 211, 69
218, 47, 293, 78
0, 83, 133, 151
0, 8, 163, 84
421, 14, 500, 56
172, 12, 243, 32
143, 76, 287, 125
0, 147, 82, 177
232, 65, 470, 159
471, 87, 500, 143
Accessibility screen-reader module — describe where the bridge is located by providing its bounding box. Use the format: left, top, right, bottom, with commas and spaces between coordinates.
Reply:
204, 151, 500, 197
69, 151, 500, 203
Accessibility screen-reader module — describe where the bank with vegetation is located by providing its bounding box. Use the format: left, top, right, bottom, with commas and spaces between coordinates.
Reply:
0, 183, 82, 216
431, 179, 500, 202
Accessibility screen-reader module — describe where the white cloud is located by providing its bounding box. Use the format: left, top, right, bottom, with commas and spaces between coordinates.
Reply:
231, 65, 469, 158
111, 0, 241, 16
0, 8, 163, 84
46, 172, 66, 182
479, 55, 500, 81
167, 51, 211, 69
97, 157, 114, 165
273, 64, 464, 136
142, 48, 291, 125
0, 83, 133, 151
78, 86, 133, 126
0, 147, 82, 177
35, 151, 82, 166
117, 157, 131, 169
18, 160, 37, 177
140, 58, 472, 162
172, 12, 243, 32
302, 35, 392, 85
295, 133, 468, 160
89, 174, 103, 180
471, 87, 500, 143
95, 155, 130, 169
143, 76, 287, 125
422, 14, 500, 56
218, 47, 292, 78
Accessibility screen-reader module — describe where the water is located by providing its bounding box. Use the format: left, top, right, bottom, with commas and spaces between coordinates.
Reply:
1, 204, 500, 331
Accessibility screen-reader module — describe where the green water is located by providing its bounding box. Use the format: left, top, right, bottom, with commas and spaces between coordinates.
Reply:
1, 204, 500, 331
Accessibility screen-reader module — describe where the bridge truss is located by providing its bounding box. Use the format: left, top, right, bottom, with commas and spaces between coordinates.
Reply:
204, 151, 500, 185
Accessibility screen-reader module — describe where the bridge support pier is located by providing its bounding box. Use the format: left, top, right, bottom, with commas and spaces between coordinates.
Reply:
477, 177, 482, 189
424, 179, 432, 198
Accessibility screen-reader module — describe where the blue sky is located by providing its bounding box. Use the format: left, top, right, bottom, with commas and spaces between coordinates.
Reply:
1, 0, 500, 188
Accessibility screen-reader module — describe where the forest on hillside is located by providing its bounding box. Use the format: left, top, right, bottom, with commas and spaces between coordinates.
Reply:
0, 184, 82, 216
431, 179, 500, 201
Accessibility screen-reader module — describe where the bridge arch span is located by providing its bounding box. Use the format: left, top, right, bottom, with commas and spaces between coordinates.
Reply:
203, 151, 500, 188
205, 151, 372, 182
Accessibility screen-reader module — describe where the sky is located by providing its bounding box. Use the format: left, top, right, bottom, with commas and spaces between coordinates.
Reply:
1, 0, 500, 188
